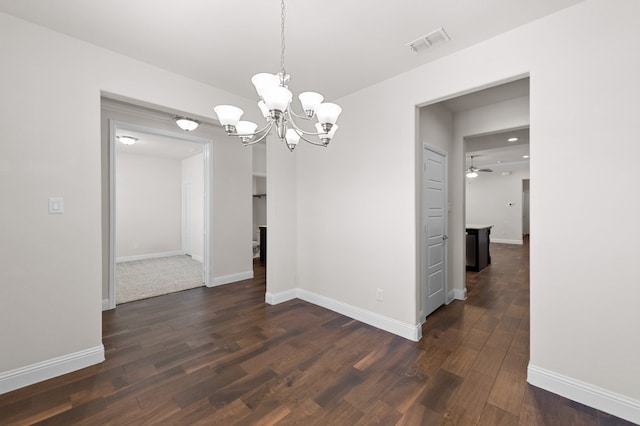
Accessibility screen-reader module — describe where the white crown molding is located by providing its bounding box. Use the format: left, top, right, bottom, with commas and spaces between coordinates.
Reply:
0, 346, 105, 395
528, 364, 640, 425
265, 288, 422, 342
209, 270, 254, 287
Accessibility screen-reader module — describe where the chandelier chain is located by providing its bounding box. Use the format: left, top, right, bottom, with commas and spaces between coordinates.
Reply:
280, 0, 286, 77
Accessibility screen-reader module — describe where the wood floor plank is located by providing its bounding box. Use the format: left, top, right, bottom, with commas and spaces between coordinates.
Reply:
1, 250, 634, 425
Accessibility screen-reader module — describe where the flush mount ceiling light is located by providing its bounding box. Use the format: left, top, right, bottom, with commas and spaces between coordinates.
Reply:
214, 0, 342, 152
117, 135, 137, 145
174, 117, 200, 132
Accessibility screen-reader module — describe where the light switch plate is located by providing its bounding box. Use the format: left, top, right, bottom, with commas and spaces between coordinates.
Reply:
48, 197, 64, 214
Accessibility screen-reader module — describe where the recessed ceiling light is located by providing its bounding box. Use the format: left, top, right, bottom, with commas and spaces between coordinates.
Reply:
523, 155, 530, 159
117, 135, 138, 145
508, 137, 518, 142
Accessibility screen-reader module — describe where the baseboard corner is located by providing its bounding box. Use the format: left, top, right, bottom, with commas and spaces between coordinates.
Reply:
265, 289, 298, 305
210, 270, 254, 287
527, 363, 640, 425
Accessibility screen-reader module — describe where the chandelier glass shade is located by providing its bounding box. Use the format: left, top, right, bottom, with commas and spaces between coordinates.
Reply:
213, 0, 342, 152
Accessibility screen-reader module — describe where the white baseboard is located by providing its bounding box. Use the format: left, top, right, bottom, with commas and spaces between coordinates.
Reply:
102, 298, 113, 311
265, 289, 298, 305
491, 238, 523, 245
527, 363, 640, 425
116, 250, 183, 263
191, 255, 203, 263
448, 288, 467, 302
265, 288, 422, 342
209, 270, 254, 287
0, 345, 105, 395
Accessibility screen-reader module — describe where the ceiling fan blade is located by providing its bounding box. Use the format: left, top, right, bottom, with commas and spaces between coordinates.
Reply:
478, 169, 493, 172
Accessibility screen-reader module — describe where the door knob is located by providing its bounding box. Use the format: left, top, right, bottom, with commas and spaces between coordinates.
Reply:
442, 235, 448, 240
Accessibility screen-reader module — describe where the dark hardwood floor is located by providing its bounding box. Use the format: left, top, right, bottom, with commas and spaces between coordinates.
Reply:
1, 244, 635, 425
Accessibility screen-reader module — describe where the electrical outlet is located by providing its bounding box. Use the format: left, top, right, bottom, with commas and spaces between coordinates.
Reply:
376, 288, 383, 301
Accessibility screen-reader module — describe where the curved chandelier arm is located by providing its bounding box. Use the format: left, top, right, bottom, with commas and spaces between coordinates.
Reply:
286, 109, 328, 136
227, 120, 273, 139
288, 107, 313, 120
293, 128, 328, 147
225, 121, 274, 146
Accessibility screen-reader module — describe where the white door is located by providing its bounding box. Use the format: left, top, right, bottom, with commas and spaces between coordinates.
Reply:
423, 146, 447, 319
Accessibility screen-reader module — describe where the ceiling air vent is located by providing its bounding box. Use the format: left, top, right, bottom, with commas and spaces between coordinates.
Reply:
408, 27, 450, 54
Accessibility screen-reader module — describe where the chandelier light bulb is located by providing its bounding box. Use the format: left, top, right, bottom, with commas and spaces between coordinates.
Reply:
285, 128, 300, 151
257, 101, 270, 118
316, 103, 342, 125
466, 171, 478, 178
236, 121, 258, 136
298, 92, 324, 115
262, 86, 293, 113
214, 105, 244, 129
251, 73, 280, 98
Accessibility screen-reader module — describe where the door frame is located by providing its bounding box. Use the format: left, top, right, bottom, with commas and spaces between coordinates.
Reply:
106, 120, 212, 310
182, 181, 193, 257
419, 144, 449, 322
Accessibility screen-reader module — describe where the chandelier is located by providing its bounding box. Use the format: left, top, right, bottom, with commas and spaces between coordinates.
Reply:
213, 0, 342, 152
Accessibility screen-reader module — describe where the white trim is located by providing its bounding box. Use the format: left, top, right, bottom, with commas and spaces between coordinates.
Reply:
528, 364, 640, 425
209, 270, 254, 287
191, 254, 204, 263
265, 289, 298, 305
115, 250, 184, 263
102, 298, 111, 311
448, 288, 467, 302
182, 181, 193, 256
491, 238, 523, 245
265, 288, 422, 342
0, 345, 104, 395
107, 118, 214, 309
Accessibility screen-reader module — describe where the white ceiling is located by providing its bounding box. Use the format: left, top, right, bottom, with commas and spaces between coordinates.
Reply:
466, 128, 530, 171
0, 0, 584, 101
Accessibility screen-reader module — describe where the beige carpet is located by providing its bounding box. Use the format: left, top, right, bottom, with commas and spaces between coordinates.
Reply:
116, 255, 203, 304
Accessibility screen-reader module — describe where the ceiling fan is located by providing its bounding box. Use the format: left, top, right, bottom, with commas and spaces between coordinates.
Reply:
466, 155, 493, 178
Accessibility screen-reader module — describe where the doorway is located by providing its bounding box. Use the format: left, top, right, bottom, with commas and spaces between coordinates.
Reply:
417, 76, 530, 322
106, 121, 212, 308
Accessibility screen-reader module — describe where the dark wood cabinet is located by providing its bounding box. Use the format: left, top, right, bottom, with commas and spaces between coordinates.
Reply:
259, 226, 267, 263
466, 225, 492, 272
